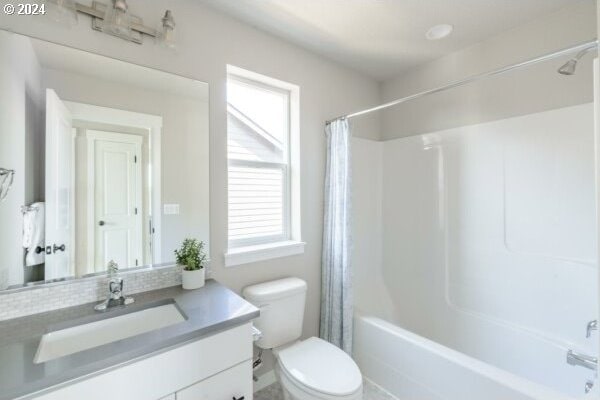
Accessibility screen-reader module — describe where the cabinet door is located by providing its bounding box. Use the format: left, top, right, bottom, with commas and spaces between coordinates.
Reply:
33, 323, 253, 400
176, 360, 252, 400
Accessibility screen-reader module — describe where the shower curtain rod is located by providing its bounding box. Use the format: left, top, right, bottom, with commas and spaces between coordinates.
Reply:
326, 39, 598, 125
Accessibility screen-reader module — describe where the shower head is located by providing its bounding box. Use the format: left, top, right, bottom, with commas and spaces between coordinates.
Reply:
558, 59, 578, 75
558, 45, 597, 75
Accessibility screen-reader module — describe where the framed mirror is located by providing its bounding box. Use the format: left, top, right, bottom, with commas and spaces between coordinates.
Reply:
0, 30, 210, 290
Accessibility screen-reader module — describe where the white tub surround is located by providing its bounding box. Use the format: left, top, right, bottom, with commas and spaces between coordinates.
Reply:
352, 104, 598, 398
353, 316, 576, 400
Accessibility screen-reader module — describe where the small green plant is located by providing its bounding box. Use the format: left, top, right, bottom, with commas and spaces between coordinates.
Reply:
174, 238, 206, 271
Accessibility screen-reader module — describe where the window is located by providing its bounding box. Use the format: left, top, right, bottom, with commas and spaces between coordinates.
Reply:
226, 69, 301, 259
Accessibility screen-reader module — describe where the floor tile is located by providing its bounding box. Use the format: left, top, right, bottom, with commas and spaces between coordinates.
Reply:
254, 378, 397, 400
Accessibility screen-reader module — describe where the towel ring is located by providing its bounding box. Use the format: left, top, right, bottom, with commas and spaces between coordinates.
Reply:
0, 168, 15, 202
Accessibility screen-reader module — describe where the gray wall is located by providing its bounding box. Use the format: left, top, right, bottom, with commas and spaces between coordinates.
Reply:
380, 0, 596, 140
0, 0, 381, 377
41, 67, 210, 266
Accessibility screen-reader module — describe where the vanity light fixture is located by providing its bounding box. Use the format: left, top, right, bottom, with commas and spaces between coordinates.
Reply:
44, 0, 176, 47
101, 0, 132, 41
157, 10, 176, 49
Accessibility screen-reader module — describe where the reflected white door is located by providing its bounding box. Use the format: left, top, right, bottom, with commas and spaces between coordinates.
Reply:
45, 89, 74, 280
90, 131, 143, 271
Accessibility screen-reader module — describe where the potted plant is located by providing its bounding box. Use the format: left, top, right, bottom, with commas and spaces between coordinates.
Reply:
175, 238, 207, 289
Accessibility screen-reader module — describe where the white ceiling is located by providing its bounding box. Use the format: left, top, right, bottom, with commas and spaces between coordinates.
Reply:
199, 0, 586, 81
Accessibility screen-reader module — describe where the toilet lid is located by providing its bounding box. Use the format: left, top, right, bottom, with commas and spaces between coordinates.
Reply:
278, 337, 362, 396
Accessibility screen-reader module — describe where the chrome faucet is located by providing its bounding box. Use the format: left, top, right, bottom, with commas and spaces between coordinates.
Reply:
567, 350, 598, 371
94, 277, 134, 311
587, 320, 597, 338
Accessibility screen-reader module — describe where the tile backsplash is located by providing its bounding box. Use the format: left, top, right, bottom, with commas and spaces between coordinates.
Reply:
0, 264, 186, 321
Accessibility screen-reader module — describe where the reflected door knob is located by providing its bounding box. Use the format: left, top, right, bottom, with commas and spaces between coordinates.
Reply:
53, 244, 66, 253
98, 220, 105, 226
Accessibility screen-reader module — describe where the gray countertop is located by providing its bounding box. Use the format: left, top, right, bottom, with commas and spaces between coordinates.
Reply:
0, 279, 260, 400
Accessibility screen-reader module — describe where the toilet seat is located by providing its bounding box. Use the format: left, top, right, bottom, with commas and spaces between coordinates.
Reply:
277, 337, 362, 398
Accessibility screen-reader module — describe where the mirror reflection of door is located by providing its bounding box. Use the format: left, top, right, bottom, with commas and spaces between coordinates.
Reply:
0, 31, 210, 289
87, 131, 143, 272
45, 89, 74, 280
70, 103, 159, 277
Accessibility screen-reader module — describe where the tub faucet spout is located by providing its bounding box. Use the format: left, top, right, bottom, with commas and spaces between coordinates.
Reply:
587, 320, 597, 338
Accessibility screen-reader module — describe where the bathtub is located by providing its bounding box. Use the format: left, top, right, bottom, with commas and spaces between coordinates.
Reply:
353, 315, 597, 400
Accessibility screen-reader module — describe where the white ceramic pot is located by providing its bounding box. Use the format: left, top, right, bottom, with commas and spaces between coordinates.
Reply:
182, 268, 205, 290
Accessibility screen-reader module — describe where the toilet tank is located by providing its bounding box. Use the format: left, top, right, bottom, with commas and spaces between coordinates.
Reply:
243, 277, 307, 349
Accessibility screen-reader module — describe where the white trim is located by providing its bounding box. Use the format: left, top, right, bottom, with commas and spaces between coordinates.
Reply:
70, 127, 77, 277
253, 370, 277, 393
224, 240, 305, 267
226, 66, 301, 250
227, 65, 299, 93
594, 56, 600, 361
65, 101, 163, 127
64, 101, 163, 264
288, 77, 301, 244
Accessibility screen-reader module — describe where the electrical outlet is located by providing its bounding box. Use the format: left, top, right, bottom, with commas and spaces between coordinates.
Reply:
163, 203, 180, 215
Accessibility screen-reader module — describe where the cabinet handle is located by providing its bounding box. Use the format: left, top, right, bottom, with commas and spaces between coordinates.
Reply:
233, 397, 245, 400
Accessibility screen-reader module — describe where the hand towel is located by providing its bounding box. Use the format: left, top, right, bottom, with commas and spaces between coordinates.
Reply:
23, 202, 45, 267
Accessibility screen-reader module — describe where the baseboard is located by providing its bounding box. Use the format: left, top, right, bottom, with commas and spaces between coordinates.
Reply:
253, 369, 277, 392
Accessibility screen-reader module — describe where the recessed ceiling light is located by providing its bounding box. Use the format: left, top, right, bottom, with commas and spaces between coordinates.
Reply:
426, 24, 453, 40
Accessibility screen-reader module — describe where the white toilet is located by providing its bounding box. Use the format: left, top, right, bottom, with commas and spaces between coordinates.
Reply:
243, 277, 363, 400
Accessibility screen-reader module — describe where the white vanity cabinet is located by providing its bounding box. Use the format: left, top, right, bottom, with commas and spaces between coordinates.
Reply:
33, 323, 254, 400
176, 360, 251, 400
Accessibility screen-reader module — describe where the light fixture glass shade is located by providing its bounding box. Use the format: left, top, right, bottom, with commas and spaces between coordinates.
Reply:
102, 0, 132, 40
157, 10, 176, 49
43, 0, 78, 27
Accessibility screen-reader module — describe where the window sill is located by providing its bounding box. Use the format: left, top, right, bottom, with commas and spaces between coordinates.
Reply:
224, 240, 305, 267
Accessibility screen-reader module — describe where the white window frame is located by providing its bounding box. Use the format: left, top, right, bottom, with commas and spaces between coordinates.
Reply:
225, 66, 304, 266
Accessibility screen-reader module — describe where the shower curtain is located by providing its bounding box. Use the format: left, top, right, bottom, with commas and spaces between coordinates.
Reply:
320, 118, 353, 354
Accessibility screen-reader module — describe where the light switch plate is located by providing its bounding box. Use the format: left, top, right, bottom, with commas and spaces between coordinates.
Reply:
163, 204, 180, 215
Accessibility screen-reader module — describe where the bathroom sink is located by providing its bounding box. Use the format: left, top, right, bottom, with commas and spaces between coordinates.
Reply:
34, 299, 186, 364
